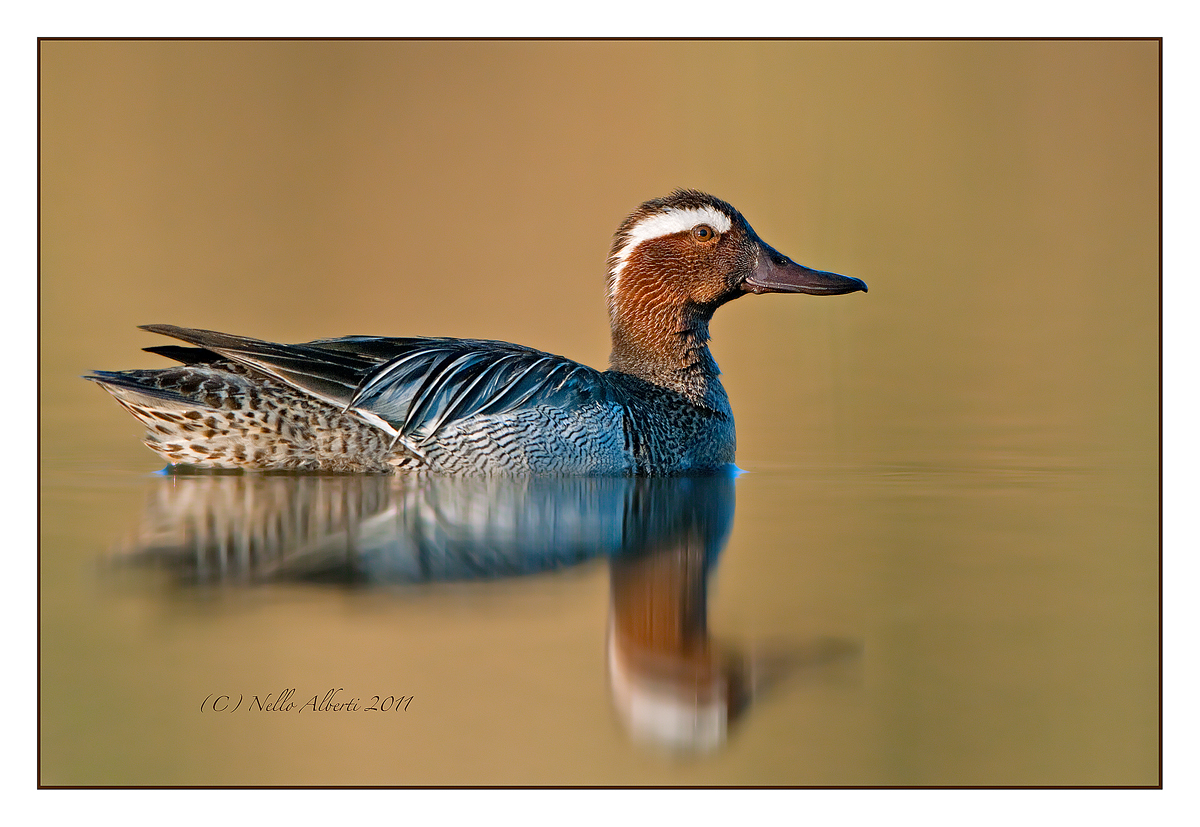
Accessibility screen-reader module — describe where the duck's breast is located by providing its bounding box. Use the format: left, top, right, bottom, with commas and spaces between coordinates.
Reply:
606, 373, 737, 474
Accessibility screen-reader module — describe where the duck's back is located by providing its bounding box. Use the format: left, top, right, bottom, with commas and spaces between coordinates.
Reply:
87, 326, 733, 475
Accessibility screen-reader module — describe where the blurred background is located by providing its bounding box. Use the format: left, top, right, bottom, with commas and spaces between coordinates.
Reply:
39, 40, 1158, 785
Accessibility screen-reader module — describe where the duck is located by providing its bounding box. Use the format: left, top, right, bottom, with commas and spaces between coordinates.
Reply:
87, 190, 866, 475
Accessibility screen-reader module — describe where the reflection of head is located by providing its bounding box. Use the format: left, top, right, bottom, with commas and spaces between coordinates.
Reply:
607, 620, 729, 753
604, 523, 861, 755
605, 534, 744, 754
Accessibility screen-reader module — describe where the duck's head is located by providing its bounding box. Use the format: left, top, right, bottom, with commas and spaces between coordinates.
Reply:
606, 190, 866, 387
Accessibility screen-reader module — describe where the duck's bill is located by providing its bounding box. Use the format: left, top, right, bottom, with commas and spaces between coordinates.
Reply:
743, 245, 867, 296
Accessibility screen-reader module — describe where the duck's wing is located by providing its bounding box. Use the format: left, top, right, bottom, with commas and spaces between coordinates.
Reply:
139, 325, 612, 444
345, 338, 612, 444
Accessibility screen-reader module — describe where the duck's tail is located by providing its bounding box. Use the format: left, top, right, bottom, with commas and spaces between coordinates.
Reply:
85, 365, 396, 472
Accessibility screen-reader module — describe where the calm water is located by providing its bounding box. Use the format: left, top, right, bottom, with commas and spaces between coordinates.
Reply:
39, 40, 1159, 786
39, 455, 1157, 785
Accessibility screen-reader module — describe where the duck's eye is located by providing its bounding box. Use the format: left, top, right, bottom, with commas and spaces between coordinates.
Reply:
692, 224, 718, 243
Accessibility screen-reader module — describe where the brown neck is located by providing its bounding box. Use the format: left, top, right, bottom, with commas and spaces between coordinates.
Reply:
608, 301, 728, 411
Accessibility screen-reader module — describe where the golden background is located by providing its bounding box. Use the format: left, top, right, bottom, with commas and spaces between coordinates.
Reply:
39, 40, 1158, 785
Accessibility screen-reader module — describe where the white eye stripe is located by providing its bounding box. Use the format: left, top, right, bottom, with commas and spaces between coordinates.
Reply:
614, 206, 732, 263
608, 206, 734, 301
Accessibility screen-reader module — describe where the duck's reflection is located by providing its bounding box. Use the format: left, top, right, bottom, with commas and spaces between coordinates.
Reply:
114, 469, 857, 752
115, 472, 731, 584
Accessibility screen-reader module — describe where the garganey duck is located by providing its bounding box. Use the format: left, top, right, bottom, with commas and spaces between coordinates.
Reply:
88, 190, 866, 474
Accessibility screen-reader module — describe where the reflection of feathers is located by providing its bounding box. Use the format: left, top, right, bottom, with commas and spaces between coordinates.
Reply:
114, 473, 736, 585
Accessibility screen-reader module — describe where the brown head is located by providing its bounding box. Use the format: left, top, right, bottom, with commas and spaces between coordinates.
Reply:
606, 190, 867, 402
